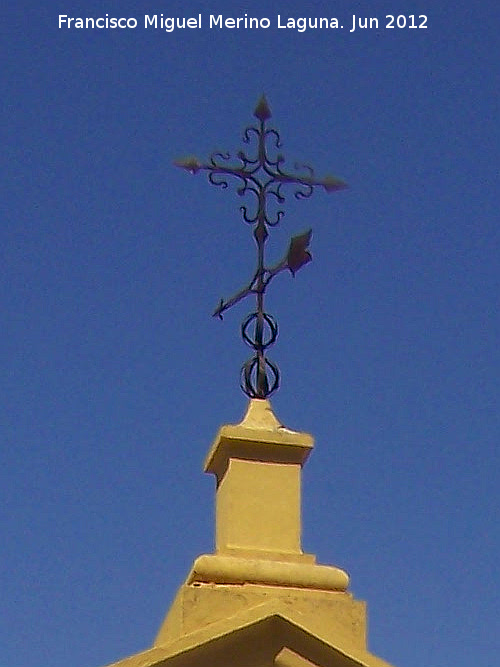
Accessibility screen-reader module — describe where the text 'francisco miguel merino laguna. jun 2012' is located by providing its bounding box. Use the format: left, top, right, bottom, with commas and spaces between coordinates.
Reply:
58, 13, 428, 33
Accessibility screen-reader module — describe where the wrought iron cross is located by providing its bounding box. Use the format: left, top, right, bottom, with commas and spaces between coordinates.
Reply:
176, 96, 346, 399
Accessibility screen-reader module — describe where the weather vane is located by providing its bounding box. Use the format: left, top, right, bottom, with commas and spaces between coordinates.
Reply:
176, 96, 346, 399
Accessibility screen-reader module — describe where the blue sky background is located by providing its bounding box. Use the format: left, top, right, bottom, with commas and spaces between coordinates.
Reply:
2, 1, 499, 666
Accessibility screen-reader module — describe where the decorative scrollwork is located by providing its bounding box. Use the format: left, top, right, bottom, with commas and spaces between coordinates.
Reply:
175, 96, 347, 399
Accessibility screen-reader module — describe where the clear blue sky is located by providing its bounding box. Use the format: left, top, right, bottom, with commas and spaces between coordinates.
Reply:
2, 2, 499, 666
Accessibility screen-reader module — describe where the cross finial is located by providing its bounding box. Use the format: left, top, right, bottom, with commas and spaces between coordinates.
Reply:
176, 97, 346, 398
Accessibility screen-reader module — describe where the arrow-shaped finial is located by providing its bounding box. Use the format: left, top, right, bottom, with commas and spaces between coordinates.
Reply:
254, 95, 272, 122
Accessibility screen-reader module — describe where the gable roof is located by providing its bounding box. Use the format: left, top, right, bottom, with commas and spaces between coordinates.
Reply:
106, 602, 393, 667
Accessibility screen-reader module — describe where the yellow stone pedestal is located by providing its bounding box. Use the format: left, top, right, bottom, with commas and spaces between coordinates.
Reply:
104, 400, 395, 667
